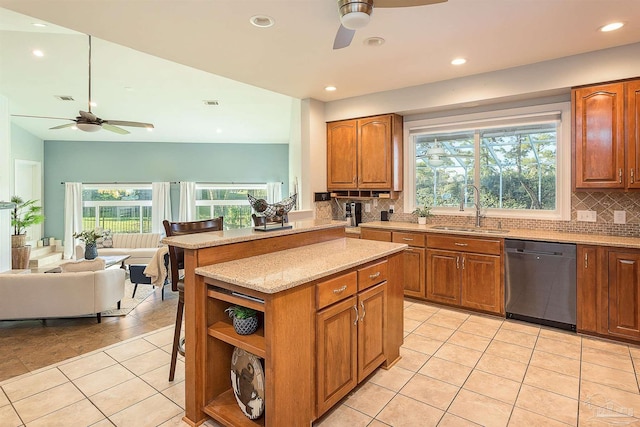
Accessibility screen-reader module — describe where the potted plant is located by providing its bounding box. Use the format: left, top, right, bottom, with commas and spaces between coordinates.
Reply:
225, 305, 259, 335
413, 206, 433, 225
10, 196, 45, 248
73, 229, 104, 260
10, 196, 45, 269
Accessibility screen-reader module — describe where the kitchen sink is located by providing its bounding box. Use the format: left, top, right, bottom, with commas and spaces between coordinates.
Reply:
430, 225, 509, 234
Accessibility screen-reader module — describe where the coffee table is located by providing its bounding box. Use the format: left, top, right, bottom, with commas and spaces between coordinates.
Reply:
44, 255, 131, 273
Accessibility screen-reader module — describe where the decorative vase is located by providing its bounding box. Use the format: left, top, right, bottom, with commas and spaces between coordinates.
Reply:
84, 243, 98, 260
11, 245, 31, 269
233, 316, 259, 335
11, 234, 27, 248
418, 217, 427, 225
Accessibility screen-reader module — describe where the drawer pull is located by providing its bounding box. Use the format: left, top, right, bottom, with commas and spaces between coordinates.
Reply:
462, 257, 466, 270
360, 301, 366, 321
456, 256, 460, 269
619, 168, 623, 184
333, 285, 347, 294
584, 253, 588, 269
353, 305, 359, 325
454, 242, 468, 247
402, 237, 414, 241
369, 272, 381, 279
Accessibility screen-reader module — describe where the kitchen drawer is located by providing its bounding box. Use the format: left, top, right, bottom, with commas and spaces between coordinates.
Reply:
392, 231, 425, 247
427, 234, 502, 255
358, 260, 388, 291
317, 271, 357, 310
361, 228, 392, 242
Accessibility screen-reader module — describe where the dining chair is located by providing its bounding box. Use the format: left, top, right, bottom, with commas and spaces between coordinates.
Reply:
163, 217, 224, 381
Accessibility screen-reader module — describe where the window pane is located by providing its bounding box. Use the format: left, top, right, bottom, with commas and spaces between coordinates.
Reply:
480, 123, 557, 210
81, 187, 151, 233
196, 186, 268, 229
415, 132, 475, 208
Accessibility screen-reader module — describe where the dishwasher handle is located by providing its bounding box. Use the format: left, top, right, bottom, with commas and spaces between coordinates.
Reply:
507, 248, 563, 256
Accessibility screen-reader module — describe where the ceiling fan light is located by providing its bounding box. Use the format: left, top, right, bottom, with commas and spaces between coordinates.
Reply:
341, 11, 371, 30
76, 123, 101, 132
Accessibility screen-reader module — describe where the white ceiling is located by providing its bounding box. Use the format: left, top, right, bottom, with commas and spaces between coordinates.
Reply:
1, 0, 640, 143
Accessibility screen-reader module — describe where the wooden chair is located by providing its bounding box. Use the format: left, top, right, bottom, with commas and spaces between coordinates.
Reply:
163, 217, 224, 381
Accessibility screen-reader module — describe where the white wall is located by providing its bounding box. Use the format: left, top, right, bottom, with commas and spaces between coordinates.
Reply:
0, 95, 11, 271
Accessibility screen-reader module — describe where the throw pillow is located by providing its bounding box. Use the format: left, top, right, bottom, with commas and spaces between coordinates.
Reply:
60, 258, 106, 273
96, 229, 113, 248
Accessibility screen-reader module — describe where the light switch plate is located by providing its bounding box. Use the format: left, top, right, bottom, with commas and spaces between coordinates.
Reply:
614, 210, 626, 224
577, 210, 597, 222
365, 203, 371, 213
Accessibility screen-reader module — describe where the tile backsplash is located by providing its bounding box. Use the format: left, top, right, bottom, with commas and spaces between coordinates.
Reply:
316, 191, 640, 237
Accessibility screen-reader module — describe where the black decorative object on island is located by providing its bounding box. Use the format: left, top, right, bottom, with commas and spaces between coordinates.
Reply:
225, 305, 259, 335
248, 193, 297, 232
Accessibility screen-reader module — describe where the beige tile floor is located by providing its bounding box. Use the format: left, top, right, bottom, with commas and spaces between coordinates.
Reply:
3, 299, 640, 426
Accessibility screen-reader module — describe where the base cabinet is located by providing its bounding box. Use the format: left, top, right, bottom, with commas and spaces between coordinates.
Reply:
577, 245, 598, 333
426, 235, 503, 315
392, 231, 426, 299
316, 266, 387, 417
606, 250, 640, 340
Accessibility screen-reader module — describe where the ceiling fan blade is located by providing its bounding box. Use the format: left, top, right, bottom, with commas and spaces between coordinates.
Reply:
12, 114, 74, 121
333, 24, 356, 50
102, 123, 130, 134
79, 110, 98, 122
50, 123, 77, 130
374, 0, 447, 7
104, 120, 154, 129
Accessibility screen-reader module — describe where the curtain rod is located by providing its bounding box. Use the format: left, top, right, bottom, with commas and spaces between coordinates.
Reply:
60, 181, 159, 185
61, 181, 283, 185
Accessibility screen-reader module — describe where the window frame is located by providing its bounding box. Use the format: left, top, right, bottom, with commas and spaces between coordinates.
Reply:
403, 102, 571, 221
81, 183, 153, 233
195, 183, 268, 228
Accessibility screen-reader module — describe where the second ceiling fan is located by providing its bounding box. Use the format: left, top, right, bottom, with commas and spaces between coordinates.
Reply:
333, 0, 448, 49
14, 35, 154, 134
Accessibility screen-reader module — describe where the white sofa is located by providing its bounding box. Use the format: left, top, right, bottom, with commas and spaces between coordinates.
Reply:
76, 233, 163, 265
0, 268, 125, 322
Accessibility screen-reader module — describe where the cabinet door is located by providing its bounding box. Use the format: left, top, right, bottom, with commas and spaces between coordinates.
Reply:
327, 120, 358, 189
426, 249, 460, 305
460, 253, 502, 314
607, 251, 640, 339
573, 83, 625, 189
357, 284, 386, 382
401, 247, 426, 299
627, 81, 640, 189
577, 245, 598, 333
316, 296, 358, 415
357, 115, 393, 189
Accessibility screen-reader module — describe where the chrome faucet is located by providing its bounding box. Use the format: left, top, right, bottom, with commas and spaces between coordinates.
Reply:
459, 184, 482, 228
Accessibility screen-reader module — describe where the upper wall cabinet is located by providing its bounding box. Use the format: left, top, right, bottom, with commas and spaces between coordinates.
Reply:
327, 114, 403, 191
572, 79, 640, 190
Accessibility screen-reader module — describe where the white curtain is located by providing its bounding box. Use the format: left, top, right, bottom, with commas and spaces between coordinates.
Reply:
179, 181, 196, 222
152, 182, 172, 234
266, 182, 282, 203
63, 182, 83, 259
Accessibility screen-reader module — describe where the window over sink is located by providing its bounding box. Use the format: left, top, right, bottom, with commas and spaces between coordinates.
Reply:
404, 102, 571, 220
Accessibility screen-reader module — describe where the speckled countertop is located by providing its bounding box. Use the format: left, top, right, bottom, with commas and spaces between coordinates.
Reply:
161, 219, 346, 249
360, 221, 640, 249
195, 238, 406, 294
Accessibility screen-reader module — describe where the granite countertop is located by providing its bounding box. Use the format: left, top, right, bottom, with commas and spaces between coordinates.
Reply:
196, 238, 406, 294
162, 219, 346, 249
360, 221, 640, 249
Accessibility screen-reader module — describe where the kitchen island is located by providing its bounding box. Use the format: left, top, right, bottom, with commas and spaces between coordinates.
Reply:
162, 220, 406, 426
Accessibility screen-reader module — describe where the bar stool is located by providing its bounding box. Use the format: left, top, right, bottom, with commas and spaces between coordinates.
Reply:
163, 217, 224, 381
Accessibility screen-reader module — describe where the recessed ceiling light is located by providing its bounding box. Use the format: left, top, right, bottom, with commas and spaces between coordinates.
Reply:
325, 86, 337, 92
363, 37, 385, 47
451, 58, 467, 65
32, 23, 47, 28
250, 15, 275, 28
32, 49, 44, 57
124, 87, 134, 91
216, 128, 222, 134
600, 22, 624, 32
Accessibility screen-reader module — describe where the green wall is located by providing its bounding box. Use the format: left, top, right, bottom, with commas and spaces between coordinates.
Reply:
43, 140, 289, 239
11, 124, 44, 164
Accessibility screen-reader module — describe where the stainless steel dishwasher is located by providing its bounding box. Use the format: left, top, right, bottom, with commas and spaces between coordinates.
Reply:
504, 239, 577, 331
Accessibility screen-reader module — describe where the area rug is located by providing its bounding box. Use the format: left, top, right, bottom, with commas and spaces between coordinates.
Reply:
99, 280, 160, 317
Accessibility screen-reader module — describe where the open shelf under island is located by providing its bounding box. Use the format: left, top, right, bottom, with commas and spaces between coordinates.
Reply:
162, 220, 406, 426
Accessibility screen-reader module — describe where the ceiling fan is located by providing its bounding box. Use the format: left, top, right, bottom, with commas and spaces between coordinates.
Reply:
333, 0, 448, 49
13, 35, 154, 135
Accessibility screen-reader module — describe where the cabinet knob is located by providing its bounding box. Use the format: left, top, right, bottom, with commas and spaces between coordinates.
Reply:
369, 272, 381, 279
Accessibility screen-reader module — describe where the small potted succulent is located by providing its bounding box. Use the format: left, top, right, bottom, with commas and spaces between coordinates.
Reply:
225, 305, 259, 335
73, 229, 104, 260
413, 206, 433, 225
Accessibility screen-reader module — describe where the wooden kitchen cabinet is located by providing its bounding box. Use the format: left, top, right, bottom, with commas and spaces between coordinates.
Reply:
361, 228, 392, 242
327, 114, 403, 191
316, 264, 387, 417
572, 79, 640, 190
392, 232, 426, 299
605, 249, 640, 340
426, 235, 503, 315
576, 245, 598, 333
